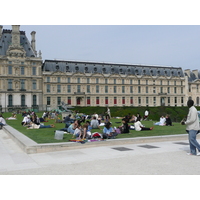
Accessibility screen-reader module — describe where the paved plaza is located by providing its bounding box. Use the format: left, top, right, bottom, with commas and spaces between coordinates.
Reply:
1, 128, 200, 175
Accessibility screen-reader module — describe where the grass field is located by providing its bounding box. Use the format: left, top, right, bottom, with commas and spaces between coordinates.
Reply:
2, 112, 187, 144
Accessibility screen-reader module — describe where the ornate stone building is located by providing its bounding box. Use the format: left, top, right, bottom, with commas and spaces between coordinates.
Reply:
0, 25, 43, 112
0, 25, 199, 112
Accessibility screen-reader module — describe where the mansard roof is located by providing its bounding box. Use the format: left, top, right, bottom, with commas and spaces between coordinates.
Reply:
0, 29, 36, 57
184, 70, 200, 82
42, 59, 184, 77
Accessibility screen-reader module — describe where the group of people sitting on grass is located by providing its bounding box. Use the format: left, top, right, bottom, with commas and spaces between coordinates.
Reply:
54, 111, 155, 140
21, 111, 55, 129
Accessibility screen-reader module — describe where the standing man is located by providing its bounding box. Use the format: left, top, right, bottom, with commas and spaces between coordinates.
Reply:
181, 99, 200, 155
143, 109, 149, 120
107, 107, 111, 118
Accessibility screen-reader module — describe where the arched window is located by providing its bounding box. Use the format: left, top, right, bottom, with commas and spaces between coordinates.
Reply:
33, 95, 37, 106
8, 95, 13, 106
21, 95, 25, 106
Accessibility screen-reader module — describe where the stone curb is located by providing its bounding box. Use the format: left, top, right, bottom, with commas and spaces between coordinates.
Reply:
3, 125, 188, 154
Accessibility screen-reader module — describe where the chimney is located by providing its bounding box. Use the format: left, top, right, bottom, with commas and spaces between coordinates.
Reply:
31, 31, 36, 51
0, 25, 3, 38
11, 25, 20, 47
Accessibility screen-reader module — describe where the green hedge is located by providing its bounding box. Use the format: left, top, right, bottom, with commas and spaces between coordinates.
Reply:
71, 106, 200, 122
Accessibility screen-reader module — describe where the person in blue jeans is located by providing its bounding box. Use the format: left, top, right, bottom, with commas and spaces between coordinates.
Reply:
27, 122, 55, 129
181, 99, 200, 156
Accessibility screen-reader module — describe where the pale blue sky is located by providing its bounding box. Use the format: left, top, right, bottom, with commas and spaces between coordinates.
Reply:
2, 25, 200, 70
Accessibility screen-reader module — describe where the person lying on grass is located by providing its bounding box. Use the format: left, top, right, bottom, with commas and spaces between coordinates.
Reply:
27, 122, 55, 129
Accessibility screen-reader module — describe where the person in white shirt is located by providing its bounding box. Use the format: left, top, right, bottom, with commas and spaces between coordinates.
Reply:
21, 115, 31, 126
154, 116, 166, 126
181, 99, 200, 156
143, 110, 149, 120
134, 120, 153, 131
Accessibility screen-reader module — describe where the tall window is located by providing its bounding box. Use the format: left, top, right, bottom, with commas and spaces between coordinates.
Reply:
8, 66, 12, 74
174, 87, 177, 94
57, 85, 61, 93
87, 85, 90, 93
57, 77, 60, 83
146, 97, 149, 104
47, 77, 50, 82
47, 84, 51, 93
122, 97, 125, 105
67, 85, 71, 93
96, 78, 99, 84
8, 95, 13, 106
57, 97, 61, 105
20, 79, 25, 90
96, 97, 99, 105
21, 66, 24, 75
175, 97, 177, 104
8, 79, 13, 89
47, 97, 51, 105
168, 97, 170, 104
114, 97, 117, 105
105, 97, 108, 105
138, 86, 141, 93
130, 86, 133, 93
77, 78, 80, 83
114, 79, 116, 84
67, 77, 70, 83
130, 97, 133, 104
21, 95, 25, 106
146, 86, 148, 93
168, 87, 170, 93
153, 87, 156, 94
153, 97, 156, 105
32, 80, 37, 90
114, 86, 117, 93
87, 97, 90, 105
122, 86, 125, 93
33, 95, 37, 105
105, 86, 108, 93
68, 97, 71, 105
77, 85, 81, 93
181, 97, 184, 104
87, 78, 90, 84
160, 87, 163, 93
105, 79, 108, 84
32, 67, 36, 75
130, 79, 132, 84
96, 85, 99, 93
122, 79, 124, 84
138, 97, 141, 105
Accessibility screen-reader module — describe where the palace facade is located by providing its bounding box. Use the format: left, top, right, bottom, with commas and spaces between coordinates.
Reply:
0, 25, 200, 112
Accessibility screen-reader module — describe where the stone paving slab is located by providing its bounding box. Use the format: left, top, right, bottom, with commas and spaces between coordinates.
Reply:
2, 125, 189, 154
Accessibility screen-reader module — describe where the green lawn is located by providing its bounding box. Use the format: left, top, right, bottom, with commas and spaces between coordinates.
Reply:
3, 112, 187, 144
